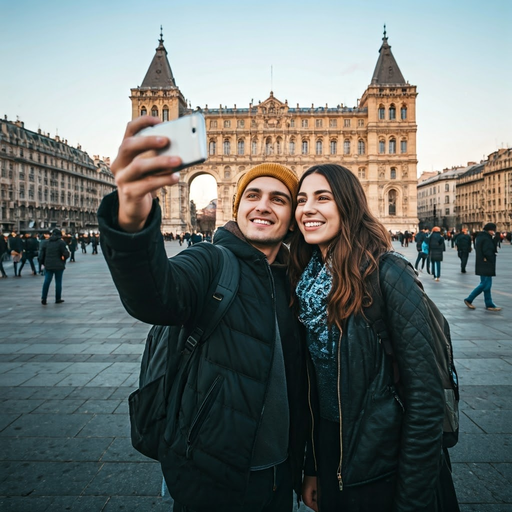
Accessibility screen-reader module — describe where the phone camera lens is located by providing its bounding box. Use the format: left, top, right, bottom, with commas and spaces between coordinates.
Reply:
192, 127, 196, 134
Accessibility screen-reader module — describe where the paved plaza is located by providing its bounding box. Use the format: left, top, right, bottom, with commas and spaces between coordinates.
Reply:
0, 239, 511, 511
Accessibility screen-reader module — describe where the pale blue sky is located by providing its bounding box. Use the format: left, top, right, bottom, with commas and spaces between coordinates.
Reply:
1, 0, 511, 207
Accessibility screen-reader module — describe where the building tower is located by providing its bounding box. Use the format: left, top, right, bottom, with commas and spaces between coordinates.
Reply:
359, 26, 419, 231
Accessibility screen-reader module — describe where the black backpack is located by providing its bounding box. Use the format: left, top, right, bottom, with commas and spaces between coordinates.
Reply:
128, 245, 240, 460
363, 251, 460, 448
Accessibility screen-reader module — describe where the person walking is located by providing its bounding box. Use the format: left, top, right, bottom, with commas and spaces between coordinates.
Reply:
40, 229, 70, 305
428, 226, 446, 281
455, 228, 472, 273
413, 228, 428, 271
464, 223, 501, 312
0, 234, 8, 278
18, 234, 39, 276
8, 232, 23, 277
68, 234, 78, 262
98, 114, 309, 512
289, 164, 459, 512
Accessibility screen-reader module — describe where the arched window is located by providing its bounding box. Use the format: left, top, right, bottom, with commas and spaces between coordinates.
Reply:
401, 140, 407, 154
389, 138, 396, 154
223, 139, 231, 155
141, 106, 147, 116
162, 106, 169, 121
378, 105, 385, 120
289, 139, 296, 155
252, 139, 258, 155
209, 140, 216, 156
265, 137, 273, 156
388, 190, 397, 216
390, 168, 397, 179
358, 140, 365, 155
379, 140, 385, 154
316, 140, 323, 155
344, 139, 350, 155
302, 140, 309, 155
276, 137, 283, 155
358, 167, 366, 179
151, 106, 158, 117
330, 140, 337, 155
401, 105, 407, 120
238, 139, 245, 156
389, 104, 396, 120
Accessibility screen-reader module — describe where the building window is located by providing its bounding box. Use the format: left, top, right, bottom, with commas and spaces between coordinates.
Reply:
445, 195, 450, 204
316, 140, 323, 155
251, 119, 257, 129
224, 120, 231, 128
358, 167, 366, 179
237, 139, 245, 156
378, 106, 385, 120
343, 139, 350, 155
210, 120, 217, 129
388, 190, 397, 216
344, 119, 351, 128
151, 107, 158, 117
330, 140, 337, 155
301, 119, 308, 128
445, 208, 450, 215
162, 107, 169, 121
290, 119, 295, 128
316, 119, 323, 128
445, 183, 450, 192
329, 119, 337, 128
265, 138, 273, 156
389, 138, 396, 154
401, 106, 407, 120
223, 139, 231, 155
140, 107, 147, 116
209, 140, 216, 155
237, 119, 245, 128
276, 138, 282, 155
389, 105, 396, 120
358, 119, 364, 127
400, 140, 407, 153
390, 168, 397, 179
379, 140, 385, 154
289, 140, 296, 155
358, 140, 365, 155
252, 139, 258, 155
302, 140, 309, 155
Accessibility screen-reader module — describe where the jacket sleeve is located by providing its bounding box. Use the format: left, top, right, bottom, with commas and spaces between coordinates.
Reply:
379, 257, 444, 512
97, 191, 220, 326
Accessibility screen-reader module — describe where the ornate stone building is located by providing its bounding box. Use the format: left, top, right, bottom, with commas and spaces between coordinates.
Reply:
0, 117, 115, 233
131, 29, 419, 232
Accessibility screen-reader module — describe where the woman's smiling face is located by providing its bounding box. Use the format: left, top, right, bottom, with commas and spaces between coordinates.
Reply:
296, 172, 341, 257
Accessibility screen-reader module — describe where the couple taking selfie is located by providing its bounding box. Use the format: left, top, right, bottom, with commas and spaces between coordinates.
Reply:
98, 115, 459, 512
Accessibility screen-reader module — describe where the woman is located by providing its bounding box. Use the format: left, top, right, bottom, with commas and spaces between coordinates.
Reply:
289, 165, 458, 512
428, 226, 446, 281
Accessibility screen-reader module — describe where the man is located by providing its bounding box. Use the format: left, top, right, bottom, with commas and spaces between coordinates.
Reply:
464, 222, 501, 312
18, 233, 39, 276
40, 229, 70, 305
0, 234, 8, 278
97, 116, 308, 512
8, 232, 23, 277
413, 227, 428, 271
455, 228, 472, 273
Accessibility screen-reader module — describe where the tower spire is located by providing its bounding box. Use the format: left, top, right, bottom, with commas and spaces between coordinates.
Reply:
159, 25, 164, 45
140, 27, 177, 88
370, 28, 406, 85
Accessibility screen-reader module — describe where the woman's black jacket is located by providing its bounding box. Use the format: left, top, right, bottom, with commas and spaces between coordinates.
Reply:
97, 192, 309, 509
475, 231, 497, 276
428, 232, 446, 261
40, 234, 69, 271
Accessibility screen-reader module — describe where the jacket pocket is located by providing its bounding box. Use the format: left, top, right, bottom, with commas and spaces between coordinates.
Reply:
186, 375, 224, 458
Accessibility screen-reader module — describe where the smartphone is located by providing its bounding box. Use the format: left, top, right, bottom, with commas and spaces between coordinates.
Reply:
136, 113, 207, 172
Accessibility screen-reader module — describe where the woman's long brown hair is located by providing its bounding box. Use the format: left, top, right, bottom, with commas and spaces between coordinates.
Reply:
289, 164, 392, 329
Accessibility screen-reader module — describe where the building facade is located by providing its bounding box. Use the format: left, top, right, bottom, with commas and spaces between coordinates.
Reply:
0, 117, 115, 234
130, 29, 419, 233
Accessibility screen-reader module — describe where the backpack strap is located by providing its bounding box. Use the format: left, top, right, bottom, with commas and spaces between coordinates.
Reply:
183, 245, 240, 356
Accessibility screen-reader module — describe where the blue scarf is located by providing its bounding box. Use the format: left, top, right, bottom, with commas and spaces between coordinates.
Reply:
296, 250, 341, 421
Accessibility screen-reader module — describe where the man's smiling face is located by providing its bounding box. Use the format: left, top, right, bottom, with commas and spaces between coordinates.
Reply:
236, 176, 293, 258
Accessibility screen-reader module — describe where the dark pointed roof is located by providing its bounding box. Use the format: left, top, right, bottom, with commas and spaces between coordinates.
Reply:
371, 26, 406, 85
141, 28, 177, 88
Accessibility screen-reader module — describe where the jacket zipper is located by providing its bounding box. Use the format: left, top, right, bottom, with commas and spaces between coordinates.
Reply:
336, 331, 343, 491
186, 375, 222, 456
306, 362, 318, 471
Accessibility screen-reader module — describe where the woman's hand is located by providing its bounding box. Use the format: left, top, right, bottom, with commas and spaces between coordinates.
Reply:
112, 116, 182, 232
302, 475, 319, 511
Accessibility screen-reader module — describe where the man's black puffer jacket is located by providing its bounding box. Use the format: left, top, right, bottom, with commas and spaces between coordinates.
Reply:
98, 192, 308, 509
309, 253, 445, 512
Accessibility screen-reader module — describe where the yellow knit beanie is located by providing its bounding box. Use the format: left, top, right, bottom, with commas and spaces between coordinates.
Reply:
233, 163, 298, 219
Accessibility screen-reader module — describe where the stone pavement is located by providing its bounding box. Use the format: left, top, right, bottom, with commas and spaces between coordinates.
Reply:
0, 239, 511, 511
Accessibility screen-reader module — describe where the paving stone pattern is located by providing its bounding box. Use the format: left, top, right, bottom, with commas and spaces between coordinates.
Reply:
0, 240, 511, 511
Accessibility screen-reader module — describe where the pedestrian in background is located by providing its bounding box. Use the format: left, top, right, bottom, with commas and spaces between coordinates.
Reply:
0, 234, 8, 278
464, 223, 501, 312
428, 226, 446, 282
8, 232, 23, 277
40, 229, 70, 305
69, 234, 78, 262
455, 228, 472, 273
19, 233, 39, 276
414, 228, 428, 271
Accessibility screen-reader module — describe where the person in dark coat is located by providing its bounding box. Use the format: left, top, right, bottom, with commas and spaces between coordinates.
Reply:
0, 234, 8, 278
19, 234, 39, 276
68, 235, 78, 262
464, 223, 501, 311
8, 232, 24, 277
428, 226, 446, 281
455, 228, 472, 273
413, 228, 428, 271
40, 228, 70, 305
98, 117, 309, 512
